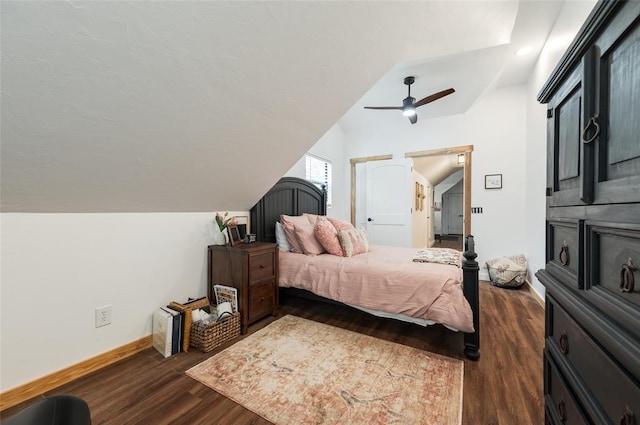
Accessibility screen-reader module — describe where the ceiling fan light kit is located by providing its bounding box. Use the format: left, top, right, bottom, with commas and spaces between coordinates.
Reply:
364, 76, 455, 125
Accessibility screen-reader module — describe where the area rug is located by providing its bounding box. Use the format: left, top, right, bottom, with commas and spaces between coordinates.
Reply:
186, 315, 463, 425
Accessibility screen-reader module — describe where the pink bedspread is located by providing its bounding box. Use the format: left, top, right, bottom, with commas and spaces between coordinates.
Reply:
279, 245, 474, 332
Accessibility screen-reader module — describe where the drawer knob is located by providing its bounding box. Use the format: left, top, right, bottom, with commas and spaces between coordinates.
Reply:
559, 241, 570, 266
260, 265, 266, 269
559, 331, 569, 355
558, 398, 567, 422
620, 259, 636, 293
620, 406, 635, 425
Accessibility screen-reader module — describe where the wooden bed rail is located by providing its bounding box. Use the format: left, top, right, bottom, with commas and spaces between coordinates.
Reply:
462, 234, 480, 360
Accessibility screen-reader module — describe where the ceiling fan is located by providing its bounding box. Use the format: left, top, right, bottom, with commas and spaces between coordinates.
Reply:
364, 76, 455, 124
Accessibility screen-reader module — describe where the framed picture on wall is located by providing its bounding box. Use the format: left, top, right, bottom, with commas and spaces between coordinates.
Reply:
485, 174, 502, 189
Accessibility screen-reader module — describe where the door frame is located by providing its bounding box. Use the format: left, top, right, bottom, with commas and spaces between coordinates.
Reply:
350, 154, 393, 225
405, 145, 473, 236
349, 145, 473, 236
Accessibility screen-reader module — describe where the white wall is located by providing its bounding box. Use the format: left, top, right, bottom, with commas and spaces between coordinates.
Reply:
285, 124, 348, 220
344, 85, 529, 279
0, 212, 245, 392
524, 0, 598, 299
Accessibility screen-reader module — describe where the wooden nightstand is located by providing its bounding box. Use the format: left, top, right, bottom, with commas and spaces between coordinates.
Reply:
207, 242, 278, 334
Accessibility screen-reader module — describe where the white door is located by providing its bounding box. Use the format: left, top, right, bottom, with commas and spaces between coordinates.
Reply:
365, 159, 413, 246
443, 193, 463, 234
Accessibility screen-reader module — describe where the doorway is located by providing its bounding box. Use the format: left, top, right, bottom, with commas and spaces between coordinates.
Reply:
349, 144, 473, 246
405, 145, 473, 238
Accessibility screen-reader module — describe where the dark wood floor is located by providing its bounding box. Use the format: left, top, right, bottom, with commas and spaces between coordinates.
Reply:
1, 282, 545, 425
435, 234, 466, 249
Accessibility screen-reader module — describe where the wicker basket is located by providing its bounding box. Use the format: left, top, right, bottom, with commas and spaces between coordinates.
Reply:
190, 312, 241, 352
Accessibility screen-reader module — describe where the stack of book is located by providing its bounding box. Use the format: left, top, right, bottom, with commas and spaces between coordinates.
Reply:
152, 297, 210, 357
152, 305, 184, 358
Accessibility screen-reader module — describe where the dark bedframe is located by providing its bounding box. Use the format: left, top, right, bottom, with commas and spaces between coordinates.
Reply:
250, 177, 480, 360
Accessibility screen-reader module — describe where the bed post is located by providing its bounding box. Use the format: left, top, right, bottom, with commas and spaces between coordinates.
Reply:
462, 234, 480, 360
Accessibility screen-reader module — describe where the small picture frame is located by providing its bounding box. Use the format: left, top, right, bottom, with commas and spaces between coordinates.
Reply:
227, 225, 243, 247
485, 174, 502, 189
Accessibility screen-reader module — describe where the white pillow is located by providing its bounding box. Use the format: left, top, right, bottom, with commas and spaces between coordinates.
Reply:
275, 221, 291, 252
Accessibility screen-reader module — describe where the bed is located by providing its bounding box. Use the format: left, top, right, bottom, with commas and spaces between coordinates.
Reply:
250, 177, 480, 360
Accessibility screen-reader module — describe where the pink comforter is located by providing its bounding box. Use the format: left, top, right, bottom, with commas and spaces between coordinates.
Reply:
279, 245, 474, 333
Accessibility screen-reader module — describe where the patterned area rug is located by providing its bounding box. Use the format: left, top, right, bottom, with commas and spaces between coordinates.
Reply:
186, 315, 463, 425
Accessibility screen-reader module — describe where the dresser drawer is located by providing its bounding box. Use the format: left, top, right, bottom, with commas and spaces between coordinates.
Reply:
547, 219, 582, 288
544, 352, 590, 425
248, 281, 275, 322
585, 222, 640, 335
249, 251, 275, 284
547, 295, 640, 424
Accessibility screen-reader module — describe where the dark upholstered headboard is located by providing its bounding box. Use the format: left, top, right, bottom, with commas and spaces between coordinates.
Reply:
250, 177, 327, 242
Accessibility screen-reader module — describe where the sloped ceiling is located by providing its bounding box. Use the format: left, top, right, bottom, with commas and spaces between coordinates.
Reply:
2, 1, 527, 212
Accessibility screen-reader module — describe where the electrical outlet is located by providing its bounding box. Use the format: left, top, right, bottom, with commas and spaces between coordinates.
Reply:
95, 305, 112, 328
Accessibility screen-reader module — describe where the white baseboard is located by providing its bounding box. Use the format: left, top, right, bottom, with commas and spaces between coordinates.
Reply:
478, 269, 490, 281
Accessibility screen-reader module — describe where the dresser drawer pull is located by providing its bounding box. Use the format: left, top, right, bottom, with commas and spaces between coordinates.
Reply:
559, 331, 569, 355
259, 265, 266, 269
582, 113, 600, 144
558, 398, 567, 422
620, 406, 635, 425
559, 241, 570, 266
620, 259, 636, 293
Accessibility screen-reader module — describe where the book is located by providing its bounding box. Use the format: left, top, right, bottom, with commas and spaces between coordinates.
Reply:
213, 284, 238, 312
167, 297, 210, 352
161, 306, 182, 355
168, 301, 192, 352
152, 308, 173, 358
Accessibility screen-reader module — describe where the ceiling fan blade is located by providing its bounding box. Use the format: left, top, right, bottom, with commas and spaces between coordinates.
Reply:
363, 106, 403, 110
408, 114, 418, 125
414, 88, 455, 108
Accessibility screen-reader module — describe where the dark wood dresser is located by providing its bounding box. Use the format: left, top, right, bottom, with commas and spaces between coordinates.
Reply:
207, 242, 279, 334
536, 1, 640, 424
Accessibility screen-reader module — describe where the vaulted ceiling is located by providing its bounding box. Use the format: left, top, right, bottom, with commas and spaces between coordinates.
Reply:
1, 1, 572, 212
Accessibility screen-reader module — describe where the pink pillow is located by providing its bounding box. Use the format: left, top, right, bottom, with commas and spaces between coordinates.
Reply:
327, 217, 355, 232
303, 213, 320, 225
337, 228, 369, 257
280, 214, 325, 255
279, 215, 308, 254
314, 217, 343, 256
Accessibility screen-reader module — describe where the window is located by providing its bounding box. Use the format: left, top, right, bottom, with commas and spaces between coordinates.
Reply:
305, 154, 332, 207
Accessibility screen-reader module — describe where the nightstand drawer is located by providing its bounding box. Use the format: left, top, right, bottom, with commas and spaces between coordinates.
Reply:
547, 295, 640, 424
249, 251, 275, 284
249, 281, 275, 322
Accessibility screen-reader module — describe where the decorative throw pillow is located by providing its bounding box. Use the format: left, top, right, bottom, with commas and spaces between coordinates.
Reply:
274, 221, 291, 252
314, 216, 343, 256
327, 217, 356, 232
337, 228, 370, 257
280, 214, 325, 255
